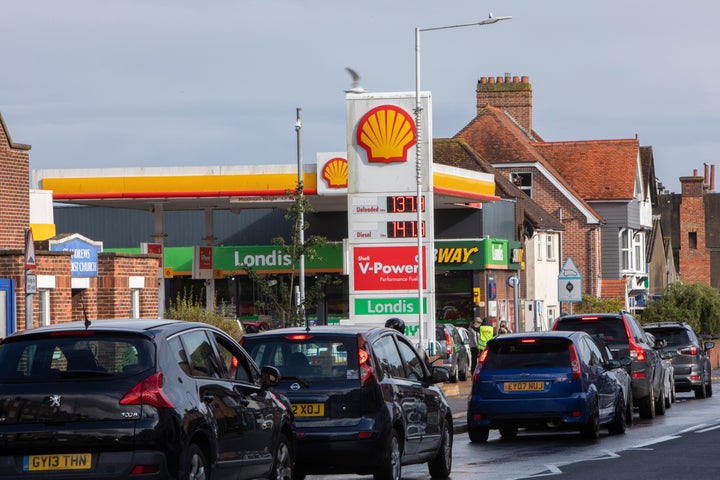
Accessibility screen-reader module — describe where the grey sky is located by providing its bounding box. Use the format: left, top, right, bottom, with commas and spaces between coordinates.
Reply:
2, 1, 719, 193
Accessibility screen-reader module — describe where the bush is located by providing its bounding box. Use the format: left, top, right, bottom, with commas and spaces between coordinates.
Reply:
641, 282, 720, 336
165, 291, 244, 341
571, 295, 625, 314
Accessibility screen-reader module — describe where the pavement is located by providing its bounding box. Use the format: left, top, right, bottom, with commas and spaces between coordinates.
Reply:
444, 367, 720, 435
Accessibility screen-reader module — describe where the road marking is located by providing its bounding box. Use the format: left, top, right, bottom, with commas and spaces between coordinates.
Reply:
631, 435, 680, 448
696, 424, 720, 433
678, 423, 709, 433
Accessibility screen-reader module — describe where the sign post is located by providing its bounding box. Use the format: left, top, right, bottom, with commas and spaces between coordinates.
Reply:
558, 257, 582, 313
24, 229, 37, 329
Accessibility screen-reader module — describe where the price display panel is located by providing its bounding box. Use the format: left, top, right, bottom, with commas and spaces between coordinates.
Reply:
386, 220, 426, 239
386, 195, 425, 214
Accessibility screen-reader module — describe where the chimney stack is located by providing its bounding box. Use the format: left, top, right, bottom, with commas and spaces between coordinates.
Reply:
476, 74, 533, 133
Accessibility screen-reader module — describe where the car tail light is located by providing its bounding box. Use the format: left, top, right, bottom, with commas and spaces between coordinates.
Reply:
580, 316, 599, 320
445, 331, 453, 355
568, 343, 581, 380
120, 373, 174, 409
358, 346, 374, 386
284, 334, 314, 341
680, 346, 698, 355
131, 465, 160, 475
622, 320, 646, 361
520, 338, 537, 343
473, 348, 490, 382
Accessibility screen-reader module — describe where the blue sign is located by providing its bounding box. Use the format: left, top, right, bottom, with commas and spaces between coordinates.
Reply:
49, 235, 102, 278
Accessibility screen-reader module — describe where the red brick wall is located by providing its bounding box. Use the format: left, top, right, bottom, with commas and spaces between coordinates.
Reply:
97, 253, 160, 319
0, 115, 31, 249
679, 176, 710, 284
476, 76, 533, 133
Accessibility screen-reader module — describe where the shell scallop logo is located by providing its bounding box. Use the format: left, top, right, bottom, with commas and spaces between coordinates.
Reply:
356, 105, 416, 163
321, 157, 348, 188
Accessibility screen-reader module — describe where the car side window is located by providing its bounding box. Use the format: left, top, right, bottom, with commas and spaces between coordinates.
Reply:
584, 338, 603, 367
396, 338, 426, 381
212, 333, 255, 383
180, 330, 223, 378
372, 335, 405, 379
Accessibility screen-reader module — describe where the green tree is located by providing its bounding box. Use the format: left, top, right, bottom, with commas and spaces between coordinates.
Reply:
165, 289, 244, 340
572, 294, 625, 314
640, 282, 720, 335
243, 184, 339, 328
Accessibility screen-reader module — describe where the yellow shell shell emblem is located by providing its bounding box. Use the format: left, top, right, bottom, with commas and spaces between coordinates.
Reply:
356, 105, 416, 163
321, 157, 348, 188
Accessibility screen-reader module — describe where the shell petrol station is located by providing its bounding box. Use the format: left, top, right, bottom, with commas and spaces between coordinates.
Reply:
33, 91, 522, 344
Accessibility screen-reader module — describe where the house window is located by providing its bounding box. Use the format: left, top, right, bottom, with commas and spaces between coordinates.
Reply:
546, 234, 556, 261
536, 234, 543, 261
510, 172, 533, 197
38, 290, 51, 327
633, 232, 644, 271
689, 231, 698, 249
620, 229, 631, 271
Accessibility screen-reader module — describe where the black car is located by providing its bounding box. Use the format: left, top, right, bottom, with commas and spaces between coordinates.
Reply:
0, 319, 295, 480
435, 323, 471, 382
644, 321, 715, 398
552, 312, 666, 419
241, 325, 453, 480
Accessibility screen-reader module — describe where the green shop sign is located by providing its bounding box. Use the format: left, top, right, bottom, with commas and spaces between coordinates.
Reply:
354, 297, 427, 315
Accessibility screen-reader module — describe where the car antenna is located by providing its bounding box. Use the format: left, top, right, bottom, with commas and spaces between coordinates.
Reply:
81, 300, 92, 330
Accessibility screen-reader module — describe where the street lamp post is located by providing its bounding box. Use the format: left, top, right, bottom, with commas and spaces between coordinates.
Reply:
295, 108, 306, 328
414, 13, 511, 351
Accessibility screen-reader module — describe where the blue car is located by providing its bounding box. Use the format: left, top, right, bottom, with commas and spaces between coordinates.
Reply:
467, 331, 630, 442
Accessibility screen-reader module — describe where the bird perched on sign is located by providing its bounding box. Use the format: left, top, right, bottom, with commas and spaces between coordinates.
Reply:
344, 67, 367, 93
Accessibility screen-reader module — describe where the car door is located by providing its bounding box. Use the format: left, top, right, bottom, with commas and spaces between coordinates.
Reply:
582, 337, 615, 420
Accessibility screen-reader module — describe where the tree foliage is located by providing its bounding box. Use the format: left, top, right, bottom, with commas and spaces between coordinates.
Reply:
640, 282, 720, 335
571, 294, 625, 314
165, 290, 244, 341
242, 184, 339, 328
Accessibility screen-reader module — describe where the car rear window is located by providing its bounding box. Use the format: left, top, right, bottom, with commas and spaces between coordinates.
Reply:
645, 328, 691, 347
483, 338, 571, 369
0, 333, 155, 382
555, 317, 629, 344
243, 333, 359, 381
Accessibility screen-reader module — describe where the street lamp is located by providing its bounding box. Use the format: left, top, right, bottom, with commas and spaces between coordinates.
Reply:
414, 13, 511, 351
295, 108, 306, 329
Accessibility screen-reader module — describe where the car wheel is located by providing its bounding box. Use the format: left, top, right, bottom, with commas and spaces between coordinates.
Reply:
468, 425, 489, 443
180, 443, 209, 480
625, 389, 634, 427
638, 383, 656, 419
428, 420, 452, 478
459, 362, 468, 382
449, 364, 458, 384
608, 393, 627, 435
270, 434, 293, 480
374, 429, 401, 480
499, 427, 518, 439
665, 383, 673, 409
706, 379, 713, 398
655, 383, 666, 416
580, 401, 600, 440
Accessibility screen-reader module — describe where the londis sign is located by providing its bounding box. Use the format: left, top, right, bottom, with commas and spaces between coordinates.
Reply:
352, 245, 426, 291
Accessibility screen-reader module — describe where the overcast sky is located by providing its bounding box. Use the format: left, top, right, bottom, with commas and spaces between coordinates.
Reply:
2, 1, 719, 194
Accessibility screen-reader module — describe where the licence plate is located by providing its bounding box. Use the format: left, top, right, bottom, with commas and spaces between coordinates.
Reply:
503, 381, 545, 392
23, 453, 92, 471
292, 402, 325, 417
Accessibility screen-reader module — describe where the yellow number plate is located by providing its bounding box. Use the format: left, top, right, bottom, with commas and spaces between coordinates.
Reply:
23, 453, 92, 471
292, 402, 325, 417
503, 381, 545, 392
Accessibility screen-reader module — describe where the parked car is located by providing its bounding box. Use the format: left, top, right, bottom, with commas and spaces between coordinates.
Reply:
241, 325, 453, 480
435, 323, 471, 382
551, 312, 666, 419
596, 338, 634, 426
467, 331, 630, 442
0, 319, 294, 480
644, 321, 714, 399
645, 331, 676, 408
456, 326, 474, 374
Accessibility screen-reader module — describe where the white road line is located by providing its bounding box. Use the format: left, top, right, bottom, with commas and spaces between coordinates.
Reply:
631, 435, 679, 448
696, 424, 720, 433
678, 423, 709, 433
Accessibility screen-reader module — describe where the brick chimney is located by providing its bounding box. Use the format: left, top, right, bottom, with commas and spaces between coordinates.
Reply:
678, 172, 710, 284
476, 74, 532, 133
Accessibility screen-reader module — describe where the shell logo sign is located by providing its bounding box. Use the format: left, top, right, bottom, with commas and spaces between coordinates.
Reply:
356, 105, 416, 164
320, 157, 348, 188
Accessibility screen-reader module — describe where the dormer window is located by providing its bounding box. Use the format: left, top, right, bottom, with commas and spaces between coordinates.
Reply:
510, 172, 532, 198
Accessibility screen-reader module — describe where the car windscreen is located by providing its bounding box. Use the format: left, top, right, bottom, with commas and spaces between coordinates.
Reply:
0, 333, 155, 382
555, 317, 629, 344
483, 338, 571, 369
644, 328, 691, 347
242, 333, 359, 382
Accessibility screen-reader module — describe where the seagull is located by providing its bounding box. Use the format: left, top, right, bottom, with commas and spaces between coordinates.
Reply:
344, 67, 367, 93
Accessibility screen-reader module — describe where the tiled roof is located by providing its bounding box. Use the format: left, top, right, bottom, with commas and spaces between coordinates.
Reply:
433, 138, 564, 231
534, 139, 640, 201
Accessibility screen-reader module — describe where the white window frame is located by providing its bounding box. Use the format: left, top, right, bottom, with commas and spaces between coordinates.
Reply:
536, 234, 543, 261
38, 289, 51, 327
546, 234, 556, 261
131, 289, 140, 319
620, 229, 631, 271
633, 231, 644, 272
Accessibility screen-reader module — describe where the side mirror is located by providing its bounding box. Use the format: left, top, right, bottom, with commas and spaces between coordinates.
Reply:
619, 356, 632, 367
654, 338, 666, 349
705, 341, 715, 351
430, 366, 450, 384
261, 365, 281, 388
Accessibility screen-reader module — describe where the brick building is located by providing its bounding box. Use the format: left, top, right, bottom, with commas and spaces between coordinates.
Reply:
0, 112, 160, 334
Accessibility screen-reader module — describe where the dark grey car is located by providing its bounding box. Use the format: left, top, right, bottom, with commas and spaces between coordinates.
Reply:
644, 321, 714, 398
435, 323, 471, 383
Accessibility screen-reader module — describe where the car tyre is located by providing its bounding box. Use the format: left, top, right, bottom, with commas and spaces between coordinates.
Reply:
638, 383, 656, 419
655, 383, 666, 416
499, 427, 518, 439
695, 381, 707, 399
374, 429, 401, 480
580, 401, 599, 440
608, 393, 627, 435
428, 420, 452, 478
459, 363, 468, 382
449, 365, 458, 384
270, 434, 293, 480
180, 443, 209, 480
706, 379, 713, 398
468, 425, 489, 443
